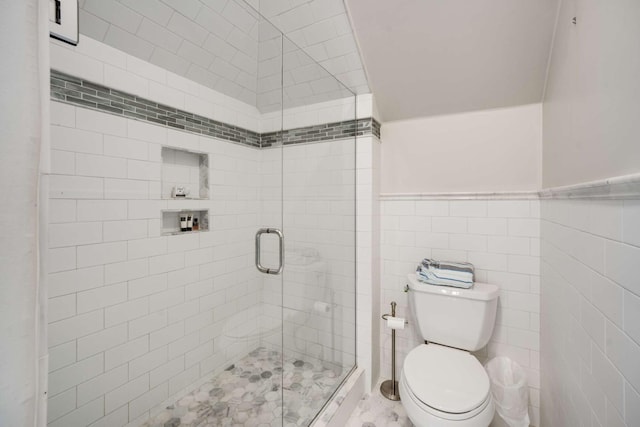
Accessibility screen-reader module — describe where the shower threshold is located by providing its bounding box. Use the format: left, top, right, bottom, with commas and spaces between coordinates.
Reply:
141, 347, 348, 427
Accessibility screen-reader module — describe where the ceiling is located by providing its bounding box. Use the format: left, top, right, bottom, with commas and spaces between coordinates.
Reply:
77, 0, 368, 112
248, 0, 370, 95
345, 0, 559, 121
76, 0, 560, 121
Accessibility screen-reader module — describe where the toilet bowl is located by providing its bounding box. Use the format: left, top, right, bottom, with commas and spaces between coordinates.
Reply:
399, 344, 494, 427
400, 274, 499, 427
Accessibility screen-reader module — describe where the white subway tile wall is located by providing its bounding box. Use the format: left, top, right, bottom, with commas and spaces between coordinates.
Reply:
541, 199, 640, 427
47, 34, 366, 427
47, 102, 262, 426
48, 105, 363, 427
380, 198, 541, 426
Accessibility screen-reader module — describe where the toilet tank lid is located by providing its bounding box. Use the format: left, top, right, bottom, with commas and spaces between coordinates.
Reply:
407, 274, 499, 301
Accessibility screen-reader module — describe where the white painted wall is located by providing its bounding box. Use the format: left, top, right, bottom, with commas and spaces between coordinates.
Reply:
1, 1, 49, 425
542, 0, 640, 187
541, 198, 640, 427
380, 104, 542, 194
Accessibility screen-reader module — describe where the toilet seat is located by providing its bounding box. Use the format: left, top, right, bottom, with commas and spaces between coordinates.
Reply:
399, 371, 494, 427
401, 344, 492, 421
401, 369, 491, 421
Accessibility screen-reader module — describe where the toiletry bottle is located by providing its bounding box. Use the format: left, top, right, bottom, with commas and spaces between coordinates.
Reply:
193, 218, 199, 231
187, 214, 193, 231
180, 214, 187, 232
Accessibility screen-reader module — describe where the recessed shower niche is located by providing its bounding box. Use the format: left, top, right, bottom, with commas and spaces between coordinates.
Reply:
161, 147, 209, 200
161, 209, 209, 235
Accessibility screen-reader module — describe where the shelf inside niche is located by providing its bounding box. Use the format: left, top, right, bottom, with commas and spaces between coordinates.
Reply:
162, 209, 209, 236
161, 147, 209, 200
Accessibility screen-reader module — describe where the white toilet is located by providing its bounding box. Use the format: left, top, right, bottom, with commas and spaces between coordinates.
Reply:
399, 274, 499, 427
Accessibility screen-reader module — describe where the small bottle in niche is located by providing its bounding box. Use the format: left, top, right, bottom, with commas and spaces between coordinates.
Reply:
192, 218, 199, 231
180, 214, 187, 232
186, 213, 193, 231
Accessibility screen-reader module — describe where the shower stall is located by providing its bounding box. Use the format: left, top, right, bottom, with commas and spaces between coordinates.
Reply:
46, 1, 358, 426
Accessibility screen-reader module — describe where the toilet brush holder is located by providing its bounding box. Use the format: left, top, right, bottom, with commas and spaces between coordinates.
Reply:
380, 301, 408, 401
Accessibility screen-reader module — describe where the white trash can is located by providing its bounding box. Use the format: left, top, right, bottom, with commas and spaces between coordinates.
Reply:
485, 357, 530, 427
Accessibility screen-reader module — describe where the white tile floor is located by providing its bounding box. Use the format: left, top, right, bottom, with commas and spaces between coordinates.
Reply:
345, 381, 518, 427
345, 380, 413, 427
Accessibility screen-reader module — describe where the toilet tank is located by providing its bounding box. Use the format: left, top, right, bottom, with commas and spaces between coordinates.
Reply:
406, 274, 499, 351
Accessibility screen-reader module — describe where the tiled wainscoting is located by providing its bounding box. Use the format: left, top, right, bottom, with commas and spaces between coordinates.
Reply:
380, 197, 541, 426
541, 196, 640, 427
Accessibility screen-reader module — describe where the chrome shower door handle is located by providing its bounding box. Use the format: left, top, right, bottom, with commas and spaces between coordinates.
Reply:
255, 228, 284, 275
272, 228, 284, 275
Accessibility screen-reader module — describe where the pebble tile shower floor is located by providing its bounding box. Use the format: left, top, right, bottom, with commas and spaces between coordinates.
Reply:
141, 347, 345, 427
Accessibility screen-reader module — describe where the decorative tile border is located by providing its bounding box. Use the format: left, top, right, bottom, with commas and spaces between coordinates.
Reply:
261, 118, 379, 148
380, 191, 540, 201
371, 118, 381, 139
50, 70, 379, 148
51, 70, 261, 147
380, 172, 640, 201
539, 172, 640, 199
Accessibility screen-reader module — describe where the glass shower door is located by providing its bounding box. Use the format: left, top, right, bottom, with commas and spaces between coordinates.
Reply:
253, 10, 358, 426
278, 37, 357, 425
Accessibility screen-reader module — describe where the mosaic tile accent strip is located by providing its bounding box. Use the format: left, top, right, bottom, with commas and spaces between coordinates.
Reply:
261, 118, 378, 148
50, 70, 261, 147
371, 118, 381, 140
50, 70, 380, 148
141, 347, 348, 427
